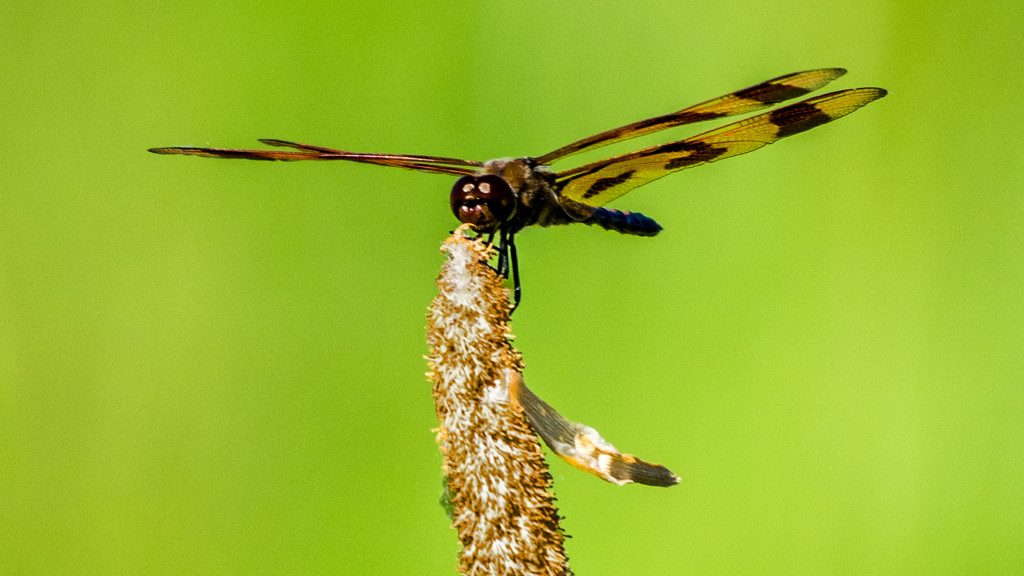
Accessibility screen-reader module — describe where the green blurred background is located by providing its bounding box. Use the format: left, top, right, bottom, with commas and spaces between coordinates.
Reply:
2, 1, 1021, 574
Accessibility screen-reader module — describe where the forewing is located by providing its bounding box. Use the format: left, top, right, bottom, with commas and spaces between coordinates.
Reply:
149, 139, 482, 176
556, 87, 887, 207
535, 68, 848, 165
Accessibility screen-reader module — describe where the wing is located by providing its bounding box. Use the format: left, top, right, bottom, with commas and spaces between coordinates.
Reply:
507, 370, 679, 487
148, 139, 482, 176
556, 87, 887, 207
534, 68, 849, 166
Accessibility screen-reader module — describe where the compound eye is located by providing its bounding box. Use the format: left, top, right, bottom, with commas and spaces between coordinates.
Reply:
450, 176, 474, 210
475, 174, 515, 219
449, 174, 516, 232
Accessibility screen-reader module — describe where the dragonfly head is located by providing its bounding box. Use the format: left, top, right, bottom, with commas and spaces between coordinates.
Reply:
450, 174, 516, 233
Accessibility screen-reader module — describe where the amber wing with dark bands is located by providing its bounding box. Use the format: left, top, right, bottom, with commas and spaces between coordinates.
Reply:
556, 87, 887, 207
534, 68, 849, 165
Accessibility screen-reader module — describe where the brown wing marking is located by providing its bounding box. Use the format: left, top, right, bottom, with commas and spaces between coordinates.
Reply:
148, 139, 482, 176
534, 68, 849, 166
556, 87, 887, 207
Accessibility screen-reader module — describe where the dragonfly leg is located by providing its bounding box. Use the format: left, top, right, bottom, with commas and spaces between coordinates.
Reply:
496, 230, 510, 279
490, 230, 521, 312
508, 233, 521, 311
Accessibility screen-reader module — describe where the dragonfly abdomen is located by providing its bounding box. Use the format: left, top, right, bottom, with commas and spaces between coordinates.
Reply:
587, 207, 662, 237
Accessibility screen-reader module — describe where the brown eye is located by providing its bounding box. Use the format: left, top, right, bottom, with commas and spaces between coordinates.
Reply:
449, 175, 516, 232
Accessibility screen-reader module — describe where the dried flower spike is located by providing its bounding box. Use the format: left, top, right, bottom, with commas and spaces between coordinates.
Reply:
427, 227, 570, 576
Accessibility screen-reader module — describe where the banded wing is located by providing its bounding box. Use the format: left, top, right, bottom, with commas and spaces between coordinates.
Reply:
148, 139, 482, 176
557, 87, 887, 207
535, 68, 850, 166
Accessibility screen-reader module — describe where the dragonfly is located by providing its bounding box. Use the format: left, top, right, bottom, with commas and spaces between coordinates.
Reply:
150, 68, 886, 309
